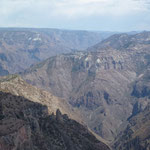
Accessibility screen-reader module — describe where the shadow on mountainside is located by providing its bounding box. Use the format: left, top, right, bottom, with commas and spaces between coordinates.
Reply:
0, 91, 110, 150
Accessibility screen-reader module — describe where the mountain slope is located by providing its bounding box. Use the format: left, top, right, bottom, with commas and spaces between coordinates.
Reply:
0, 91, 110, 150
113, 103, 150, 150
0, 75, 81, 121
112, 68, 150, 149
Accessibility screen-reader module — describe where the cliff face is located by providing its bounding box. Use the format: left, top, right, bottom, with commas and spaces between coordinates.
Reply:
21, 31, 150, 142
0, 91, 110, 150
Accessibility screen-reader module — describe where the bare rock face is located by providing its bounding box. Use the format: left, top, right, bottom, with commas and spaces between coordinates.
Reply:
0, 91, 110, 150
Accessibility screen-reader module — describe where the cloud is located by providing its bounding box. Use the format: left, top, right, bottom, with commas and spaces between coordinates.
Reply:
0, 0, 149, 18
0, 0, 150, 31
47, 0, 150, 17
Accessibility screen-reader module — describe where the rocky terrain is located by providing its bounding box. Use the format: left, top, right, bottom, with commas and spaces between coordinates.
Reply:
21, 31, 150, 144
114, 68, 150, 150
113, 103, 150, 150
21, 50, 135, 142
1, 30, 150, 149
0, 75, 83, 122
0, 93, 110, 150
0, 75, 110, 150
0, 28, 113, 74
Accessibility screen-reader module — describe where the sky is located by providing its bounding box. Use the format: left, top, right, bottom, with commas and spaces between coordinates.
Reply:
0, 0, 150, 31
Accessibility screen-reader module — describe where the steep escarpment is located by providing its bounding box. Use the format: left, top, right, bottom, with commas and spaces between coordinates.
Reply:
0, 91, 110, 150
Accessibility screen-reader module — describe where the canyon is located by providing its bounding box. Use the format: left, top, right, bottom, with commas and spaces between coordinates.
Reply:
1, 29, 150, 149
21, 31, 150, 149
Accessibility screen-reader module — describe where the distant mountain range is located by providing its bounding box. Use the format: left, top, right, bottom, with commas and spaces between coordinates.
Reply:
0, 28, 115, 74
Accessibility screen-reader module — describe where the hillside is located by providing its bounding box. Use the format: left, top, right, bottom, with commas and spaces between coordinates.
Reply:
0, 91, 110, 150
113, 103, 150, 150
0, 75, 111, 150
0, 75, 82, 121
112, 68, 150, 149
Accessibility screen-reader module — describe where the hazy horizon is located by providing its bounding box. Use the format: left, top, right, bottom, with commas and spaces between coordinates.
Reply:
0, 26, 147, 33
0, 0, 150, 32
